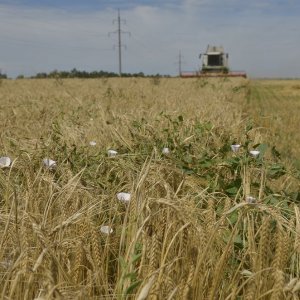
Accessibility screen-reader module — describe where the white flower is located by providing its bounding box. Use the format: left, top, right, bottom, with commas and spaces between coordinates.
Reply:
43, 158, 57, 169
0, 259, 12, 269
100, 225, 113, 235
0, 156, 11, 168
231, 144, 241, 153
117, 192, 131, 203
108, 149, 118, 157
246, 196, 256, 204
89, 141, 97, 146
162, 147, 170, 155
249, 150, 260, 158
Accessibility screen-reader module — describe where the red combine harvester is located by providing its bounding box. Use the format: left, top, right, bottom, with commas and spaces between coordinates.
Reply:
181, 45, 247, 78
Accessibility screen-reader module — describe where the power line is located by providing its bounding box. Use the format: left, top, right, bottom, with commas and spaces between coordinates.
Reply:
109, 9, 130, 76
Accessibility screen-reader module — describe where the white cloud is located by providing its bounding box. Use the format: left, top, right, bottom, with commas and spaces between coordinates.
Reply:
0, 2, 300, 77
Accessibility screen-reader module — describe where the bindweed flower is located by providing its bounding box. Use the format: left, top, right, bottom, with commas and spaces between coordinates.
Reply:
89, 141, 97, 146
231, 144, 241, 153
0, 156, 11, 168
162, 147, 170, 155
43, 158, 57, 169
0, 259, 13, 269
246, 196, 256, 204
249, 150, 260, 158
100, 225, 113, 235
108, 150, 118, 157
117, 192, 131, 203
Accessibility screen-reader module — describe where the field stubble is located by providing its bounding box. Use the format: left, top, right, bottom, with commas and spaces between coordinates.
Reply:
0, 78, 299, 299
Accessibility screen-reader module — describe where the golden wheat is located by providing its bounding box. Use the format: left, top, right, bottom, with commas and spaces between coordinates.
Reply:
0, 77, 299, 299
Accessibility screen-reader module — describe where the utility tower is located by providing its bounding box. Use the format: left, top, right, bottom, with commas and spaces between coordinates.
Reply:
179, 51, 182, 76
177, 51, 185, 77
109, 9, 130, 76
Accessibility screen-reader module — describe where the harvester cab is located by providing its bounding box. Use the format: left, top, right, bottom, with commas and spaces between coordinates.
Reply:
200, 45, 229, 74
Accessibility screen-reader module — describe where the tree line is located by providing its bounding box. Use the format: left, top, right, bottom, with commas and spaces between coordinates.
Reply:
15, 68, 170, 79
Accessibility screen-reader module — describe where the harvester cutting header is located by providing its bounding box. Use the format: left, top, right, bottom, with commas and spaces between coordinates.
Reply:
181, 45, 247, 78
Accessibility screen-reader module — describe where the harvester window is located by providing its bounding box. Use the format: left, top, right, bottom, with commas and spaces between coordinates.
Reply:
207, 55, 222, 66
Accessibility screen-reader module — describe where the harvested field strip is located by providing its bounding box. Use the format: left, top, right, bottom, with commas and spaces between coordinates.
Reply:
246, 80, 300, 167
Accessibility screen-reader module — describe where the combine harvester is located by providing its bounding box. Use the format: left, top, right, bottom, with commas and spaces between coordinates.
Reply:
181, 45, 247, 78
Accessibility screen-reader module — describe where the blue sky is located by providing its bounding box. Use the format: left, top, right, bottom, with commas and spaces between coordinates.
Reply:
0, 0, 300, 77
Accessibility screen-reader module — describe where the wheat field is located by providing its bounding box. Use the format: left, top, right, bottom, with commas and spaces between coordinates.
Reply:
0, 77, 299, 299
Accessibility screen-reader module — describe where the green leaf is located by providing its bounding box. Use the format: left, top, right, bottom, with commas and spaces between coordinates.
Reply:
265, 195, 280, 205
183, 155, 192, 164
271, 146, 281, 159
289, 192, 300, 202
131, 253, 142, 264
245, 122, 253, 132
234, 234, 243, 246
203, 122, 213, 131
257, 143, 268, 157
223, 232, 243, 247
134, 242, 143, 252
125, 280, 142, 296
228, 211, 239, 225
181, 167, 194, 175
123, 272, 138, 281
268, 164, 286, 179
226, 157, 240, 168
226, 186, 239, 195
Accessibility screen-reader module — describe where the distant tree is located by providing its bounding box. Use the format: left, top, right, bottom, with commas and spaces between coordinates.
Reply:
49, 70, 59, 78
136, 72, 145, 77
58, 71, 69, 78
0, 71, 7, 79
35, 73, 48, 79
